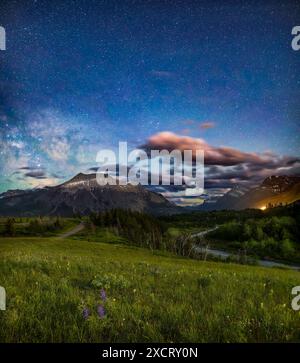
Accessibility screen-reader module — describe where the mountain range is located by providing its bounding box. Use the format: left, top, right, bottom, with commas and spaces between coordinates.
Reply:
0, 173, 299, 216
0, 173, 180, 217
201, 175, 300, 211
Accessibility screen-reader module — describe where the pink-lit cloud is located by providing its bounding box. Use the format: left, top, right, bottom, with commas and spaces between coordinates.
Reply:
199, 121, 216, 129
141, 131, 300, 188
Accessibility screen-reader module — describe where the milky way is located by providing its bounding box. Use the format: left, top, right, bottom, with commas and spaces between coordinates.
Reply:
0, 0, 299, 204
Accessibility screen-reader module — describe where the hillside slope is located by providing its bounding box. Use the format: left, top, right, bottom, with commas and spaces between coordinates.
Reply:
0, 237, 299, 342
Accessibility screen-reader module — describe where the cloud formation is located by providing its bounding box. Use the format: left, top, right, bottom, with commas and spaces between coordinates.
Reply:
142, 131, 299, 166
199, 121, 215, 129
24, 170, 47, 179
141, 131, 300, 190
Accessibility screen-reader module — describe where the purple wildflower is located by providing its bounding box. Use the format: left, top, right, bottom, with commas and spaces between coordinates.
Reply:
97, 304, 105, 318
100, 288, 106, 302
82, 307, 90, 320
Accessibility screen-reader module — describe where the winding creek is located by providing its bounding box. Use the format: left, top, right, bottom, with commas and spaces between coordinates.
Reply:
191, 227, 300, 271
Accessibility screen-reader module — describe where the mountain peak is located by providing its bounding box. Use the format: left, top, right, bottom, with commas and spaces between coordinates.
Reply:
0, 171, 180, 216
261, 175, 300, 193
59, 172, 97, 188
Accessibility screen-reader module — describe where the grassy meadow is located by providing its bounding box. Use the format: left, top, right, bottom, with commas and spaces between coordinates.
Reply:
1, 233, 300, 342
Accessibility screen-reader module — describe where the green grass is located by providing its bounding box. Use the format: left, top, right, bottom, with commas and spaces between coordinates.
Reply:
72, 227, 126, 244
0, 236, 300, 342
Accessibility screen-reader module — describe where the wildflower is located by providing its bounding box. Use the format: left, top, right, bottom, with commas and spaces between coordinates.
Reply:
97, 305, 105, 318
100, 288, 106, 302
83, 307, 90, 320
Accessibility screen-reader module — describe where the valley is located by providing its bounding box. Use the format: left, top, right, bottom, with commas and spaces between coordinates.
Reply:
1, 173, 299, 343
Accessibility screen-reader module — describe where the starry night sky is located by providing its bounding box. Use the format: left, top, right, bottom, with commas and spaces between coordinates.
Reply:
0, 0, 299, 205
